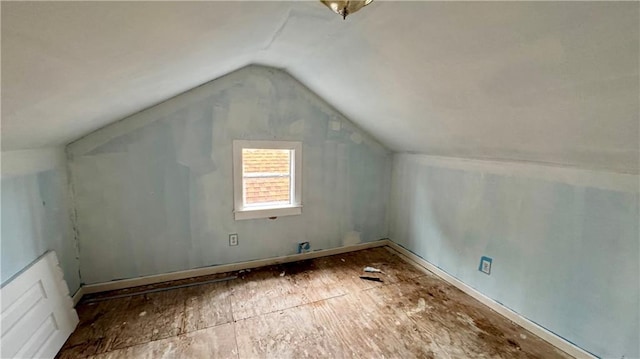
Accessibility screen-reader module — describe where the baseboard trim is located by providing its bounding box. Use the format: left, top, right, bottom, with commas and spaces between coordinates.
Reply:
385, 241, 595, 359
72, 287, 84, 307
82, 240, 390, 295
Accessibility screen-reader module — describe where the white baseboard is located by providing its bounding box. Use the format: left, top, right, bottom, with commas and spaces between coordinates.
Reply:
385, 241, 595, 359
82, 240, 390, 295
72, 287, 84, 306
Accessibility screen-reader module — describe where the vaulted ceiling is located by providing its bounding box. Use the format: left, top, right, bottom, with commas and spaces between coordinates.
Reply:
2, 2, 638, 173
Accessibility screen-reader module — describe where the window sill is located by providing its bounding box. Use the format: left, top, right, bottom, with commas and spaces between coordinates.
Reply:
234, 205, 302, 220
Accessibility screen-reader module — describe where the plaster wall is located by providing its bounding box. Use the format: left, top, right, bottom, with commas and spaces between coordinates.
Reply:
1, 148, 80, 294
389, 153, 639, 358
67, 65, 391, 285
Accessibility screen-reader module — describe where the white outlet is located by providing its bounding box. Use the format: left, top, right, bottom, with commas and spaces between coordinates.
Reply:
482, 261, 491, 273
229, 234, 238, 246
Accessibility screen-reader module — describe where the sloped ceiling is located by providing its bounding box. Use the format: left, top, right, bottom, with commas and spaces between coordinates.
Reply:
2, 1, 638, 173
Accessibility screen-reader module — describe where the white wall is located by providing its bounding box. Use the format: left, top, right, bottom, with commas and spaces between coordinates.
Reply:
1, 148, 80, 294
389, 153, 639, 358
67, 65, 391, 285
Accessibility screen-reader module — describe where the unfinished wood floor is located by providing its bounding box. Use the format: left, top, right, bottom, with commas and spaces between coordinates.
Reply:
57, 247, 572, 359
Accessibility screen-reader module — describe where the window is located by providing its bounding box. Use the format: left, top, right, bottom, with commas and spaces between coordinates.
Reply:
233, 140, 302, 220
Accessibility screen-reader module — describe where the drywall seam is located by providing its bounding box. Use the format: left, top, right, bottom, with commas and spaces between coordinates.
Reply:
80, 239, 389, 295
386, 241, 596, 359
398, 153, 638, 193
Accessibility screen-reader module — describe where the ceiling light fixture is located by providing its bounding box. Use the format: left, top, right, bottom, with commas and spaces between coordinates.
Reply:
321, 0, 373, 20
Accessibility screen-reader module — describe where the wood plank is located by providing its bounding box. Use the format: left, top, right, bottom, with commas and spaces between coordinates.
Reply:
363, 276, 573, 359
88, 323, 237, 359
311, 247, 425, 291
229, 263, 312, 321
235, 289, 429, 358
319, 290, 424, 357
279, 259, 348, 302
58, 282, 235, 358
235, 298, 349, 358
101, 291, 185, 352
347, 246, 426, 283
311, 253, 383, 292
56, 298, 129, 358
182, 281, 233, 332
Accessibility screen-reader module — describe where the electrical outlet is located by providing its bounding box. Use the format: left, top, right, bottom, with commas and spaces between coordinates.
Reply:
229, 234, 238, 246
297, 242, 310, 253
479, 256, 492, 275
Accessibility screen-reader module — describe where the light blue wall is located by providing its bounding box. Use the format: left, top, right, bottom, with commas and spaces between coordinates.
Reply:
1, 151, 80, 294
389, 153, 639, 358
67, 65, 391, 285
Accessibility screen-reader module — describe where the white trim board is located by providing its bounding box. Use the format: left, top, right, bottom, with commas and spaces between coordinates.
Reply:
385, 241, 596, 359
72, 287, 84, 307
81, 240, 389, 295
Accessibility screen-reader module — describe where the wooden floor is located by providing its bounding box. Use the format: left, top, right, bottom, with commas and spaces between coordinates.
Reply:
57, 247, 572, 359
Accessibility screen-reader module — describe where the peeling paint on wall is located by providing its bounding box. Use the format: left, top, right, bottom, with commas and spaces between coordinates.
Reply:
67, 65, 392, 285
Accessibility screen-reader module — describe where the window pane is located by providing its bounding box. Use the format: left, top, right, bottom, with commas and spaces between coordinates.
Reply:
242, 148, 292, 206
244, 177, 291, 205
243, 149, 290, 175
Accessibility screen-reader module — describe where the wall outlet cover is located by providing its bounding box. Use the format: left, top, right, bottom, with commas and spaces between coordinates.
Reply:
297, 241, 310, 253
479, 256, 492, 275
229, 234, 238, 246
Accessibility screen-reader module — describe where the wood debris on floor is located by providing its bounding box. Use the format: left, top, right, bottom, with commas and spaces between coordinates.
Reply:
56, 247, 573, 359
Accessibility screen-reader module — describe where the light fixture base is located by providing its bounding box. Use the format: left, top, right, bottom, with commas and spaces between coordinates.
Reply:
321, 0, 374, 19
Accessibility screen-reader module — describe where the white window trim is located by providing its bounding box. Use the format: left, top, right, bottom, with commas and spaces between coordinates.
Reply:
233, 140, 302, 220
